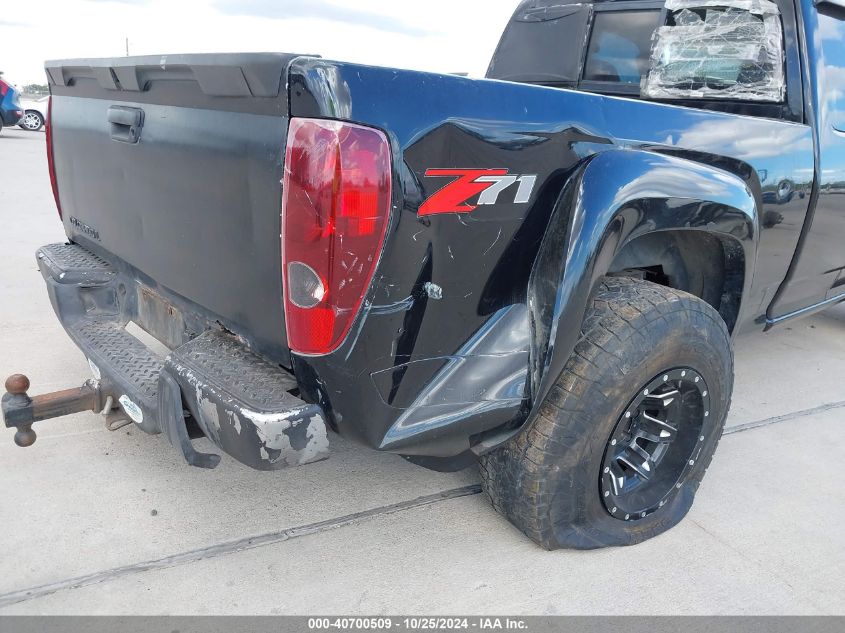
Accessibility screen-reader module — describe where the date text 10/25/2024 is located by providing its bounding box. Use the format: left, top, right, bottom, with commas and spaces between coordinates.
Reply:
307, 617, 529, 630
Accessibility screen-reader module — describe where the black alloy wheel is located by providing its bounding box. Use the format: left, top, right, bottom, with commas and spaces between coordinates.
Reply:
601, 368, 710, 521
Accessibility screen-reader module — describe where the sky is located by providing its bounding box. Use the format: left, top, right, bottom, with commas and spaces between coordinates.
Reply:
0, 0, 519, 86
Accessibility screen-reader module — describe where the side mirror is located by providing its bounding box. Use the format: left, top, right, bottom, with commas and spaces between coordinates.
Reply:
642, 0, 786, 103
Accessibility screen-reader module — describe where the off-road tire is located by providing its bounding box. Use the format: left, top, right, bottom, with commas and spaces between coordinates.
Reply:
480, 277, 733, 549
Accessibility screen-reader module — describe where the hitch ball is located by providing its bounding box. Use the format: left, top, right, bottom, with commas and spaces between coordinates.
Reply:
14, 427, 37, 448
3, 373, 103, 448
4, 374, 36, 447
6, 374, 30, 395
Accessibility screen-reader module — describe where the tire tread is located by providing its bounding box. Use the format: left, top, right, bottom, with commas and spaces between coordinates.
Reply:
479, 277, 733, 549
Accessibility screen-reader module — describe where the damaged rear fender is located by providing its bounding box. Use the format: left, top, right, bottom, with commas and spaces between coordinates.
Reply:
527, 149, 758, 410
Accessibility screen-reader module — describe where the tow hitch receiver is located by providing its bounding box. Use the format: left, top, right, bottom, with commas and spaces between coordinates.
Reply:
2, 374, 103, 447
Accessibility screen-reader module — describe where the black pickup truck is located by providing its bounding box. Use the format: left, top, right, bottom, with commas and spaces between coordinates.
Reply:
3, 0, 844, 549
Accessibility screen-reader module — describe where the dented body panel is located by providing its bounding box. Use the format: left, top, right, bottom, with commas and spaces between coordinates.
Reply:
287, 55, 812, 461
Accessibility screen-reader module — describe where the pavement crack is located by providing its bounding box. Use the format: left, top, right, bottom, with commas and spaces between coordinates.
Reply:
723, 400, 845, 435
1, 395, 840, 608
0, 484, 483, 609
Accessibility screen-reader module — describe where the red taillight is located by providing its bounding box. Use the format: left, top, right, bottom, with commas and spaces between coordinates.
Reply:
46, 96, 63, 219
282, 118, 392, 356
0, 80, 8, 97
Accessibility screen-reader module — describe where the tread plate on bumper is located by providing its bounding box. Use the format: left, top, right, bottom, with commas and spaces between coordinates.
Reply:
37, 242, 329, 471
174, 330, 299, 410
67, 318, 163, 434
38, 243, 116, 285
72, 319, 163, 401
168, 331, 329, 471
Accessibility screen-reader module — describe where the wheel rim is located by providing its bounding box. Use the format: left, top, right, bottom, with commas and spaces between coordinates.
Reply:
600, 368, 711, 521
22, 113, 41, 130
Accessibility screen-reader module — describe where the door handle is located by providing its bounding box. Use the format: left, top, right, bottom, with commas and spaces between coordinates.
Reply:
108, 106, 144, 144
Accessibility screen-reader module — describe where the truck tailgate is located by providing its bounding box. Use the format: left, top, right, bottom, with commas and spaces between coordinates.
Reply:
46, 53, 298, 363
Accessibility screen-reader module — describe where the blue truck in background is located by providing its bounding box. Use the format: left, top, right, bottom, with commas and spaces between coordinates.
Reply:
0, 73, 24, 133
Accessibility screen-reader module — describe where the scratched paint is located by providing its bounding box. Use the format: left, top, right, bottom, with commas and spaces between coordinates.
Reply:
170, 360, 329, 470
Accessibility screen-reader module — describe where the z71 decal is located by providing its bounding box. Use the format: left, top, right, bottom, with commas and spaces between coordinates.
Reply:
419, 169, 538, 216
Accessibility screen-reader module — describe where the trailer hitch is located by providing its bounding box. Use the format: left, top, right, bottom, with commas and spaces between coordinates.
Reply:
2, 374, 103, 447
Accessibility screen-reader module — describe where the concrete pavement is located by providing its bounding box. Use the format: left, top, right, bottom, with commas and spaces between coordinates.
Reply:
0, 127, 843, 615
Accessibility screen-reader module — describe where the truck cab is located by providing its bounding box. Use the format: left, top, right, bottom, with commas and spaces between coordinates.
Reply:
490, 0, 845, 322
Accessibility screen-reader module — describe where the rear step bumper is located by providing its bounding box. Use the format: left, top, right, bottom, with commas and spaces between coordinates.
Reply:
8, 243, 330, 470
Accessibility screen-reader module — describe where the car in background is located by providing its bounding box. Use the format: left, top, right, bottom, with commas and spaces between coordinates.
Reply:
18, 96, 47, 132
0, 77, 24, 134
